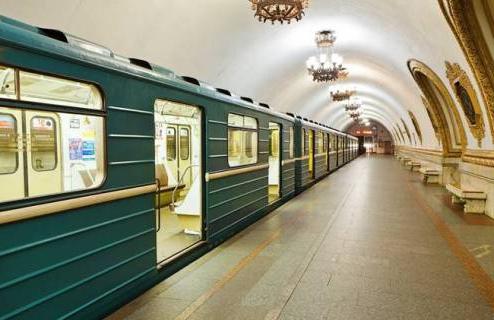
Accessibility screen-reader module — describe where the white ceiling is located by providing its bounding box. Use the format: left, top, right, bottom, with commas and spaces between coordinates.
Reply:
1, 0, 487, 148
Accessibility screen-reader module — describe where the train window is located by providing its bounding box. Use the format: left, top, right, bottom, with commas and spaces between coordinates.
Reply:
31, 116, 57, 171
323, 134, 328, 152
179, 127, 190, 160
289, 126, 294, 159
228, 114, 258, 167
0, 107, 105, 203
16, 69, 103, 110
303, 129, 308, 156
269, 126, 279, 157
166, 127, 177, 160
0, 66, 16, 99
0, 114, 18, 174
317, 132, 324, 153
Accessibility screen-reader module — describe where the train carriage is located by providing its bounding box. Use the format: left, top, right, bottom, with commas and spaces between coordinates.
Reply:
0, 16, 358, 320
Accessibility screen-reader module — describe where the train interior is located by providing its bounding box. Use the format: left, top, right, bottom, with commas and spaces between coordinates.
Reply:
0, 109, 104, 200
154, 100, 202, 263
268, 122, 280, 203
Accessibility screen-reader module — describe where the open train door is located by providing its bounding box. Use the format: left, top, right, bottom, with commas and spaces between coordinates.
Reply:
154, 100, 203, 266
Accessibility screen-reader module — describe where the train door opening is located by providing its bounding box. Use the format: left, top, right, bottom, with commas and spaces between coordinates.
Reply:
154, 100, 202, 264
268, 122, 280, 203
308, 129, 314, 179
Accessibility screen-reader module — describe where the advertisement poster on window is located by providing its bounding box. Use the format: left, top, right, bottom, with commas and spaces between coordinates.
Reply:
82, 140, 95, 162
69, 138, 83, 160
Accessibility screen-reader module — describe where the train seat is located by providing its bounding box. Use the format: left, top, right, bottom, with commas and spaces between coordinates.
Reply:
155, 164, 185, 207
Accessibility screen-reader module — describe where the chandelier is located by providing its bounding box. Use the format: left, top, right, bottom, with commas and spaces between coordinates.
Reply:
249, 0, 309, 24
345, 97, 362, 112
331, 88, 355, 102
306, 30, 347, 83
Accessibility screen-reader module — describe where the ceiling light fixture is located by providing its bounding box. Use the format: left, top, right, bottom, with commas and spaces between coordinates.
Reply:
249, 0, 309, 24
331, 88, 355, 102
306, 30, 347, 83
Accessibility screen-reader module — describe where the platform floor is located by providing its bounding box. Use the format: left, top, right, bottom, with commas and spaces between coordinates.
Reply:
108, 155, 494, 320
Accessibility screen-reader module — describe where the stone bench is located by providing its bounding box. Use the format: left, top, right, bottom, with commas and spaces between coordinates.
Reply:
408, 161, 421, 172
419, 168, 440, 184
446, 184, 486, 214
400, 157, 411, 166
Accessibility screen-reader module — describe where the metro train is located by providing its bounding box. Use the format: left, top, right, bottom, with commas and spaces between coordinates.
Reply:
0, 16, 358, 319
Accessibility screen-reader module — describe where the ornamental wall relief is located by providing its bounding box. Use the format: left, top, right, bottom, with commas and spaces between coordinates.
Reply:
445, 61, 485, 146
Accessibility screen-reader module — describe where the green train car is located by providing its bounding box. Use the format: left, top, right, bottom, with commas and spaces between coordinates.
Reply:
0, 16, 358, 319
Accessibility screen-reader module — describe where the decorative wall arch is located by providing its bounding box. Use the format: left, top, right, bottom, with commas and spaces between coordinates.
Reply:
408, 111, 423, 145
401, 118, 412, 145
439, 0, 494, 143
422, 97, 442, 145
445, 61, 485, 146
408, 59, 467, 156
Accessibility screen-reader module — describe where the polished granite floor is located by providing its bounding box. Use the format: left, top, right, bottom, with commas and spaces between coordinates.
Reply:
108, 155, 494, 320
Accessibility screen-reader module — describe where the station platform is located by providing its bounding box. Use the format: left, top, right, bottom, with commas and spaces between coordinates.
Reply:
108, 155, 494, 320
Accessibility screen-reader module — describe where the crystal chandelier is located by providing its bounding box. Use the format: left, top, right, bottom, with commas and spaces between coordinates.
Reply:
345, 98, 362, 112
330, 88, 355, 102
306, 30, 347, 83
249, 0, 309, 24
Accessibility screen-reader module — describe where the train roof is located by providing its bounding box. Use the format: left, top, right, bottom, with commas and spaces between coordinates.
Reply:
0, 15, 354, 136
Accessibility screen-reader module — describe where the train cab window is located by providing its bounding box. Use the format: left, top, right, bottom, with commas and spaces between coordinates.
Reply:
228, 114, 258, 167
0, 66, 16, 99
0, 114, 18, 174
289, 126, 294, 159
19, 71, 103, 110
166, 127, 177, 161
31, 116, 57, 171
179, 127, 190, 160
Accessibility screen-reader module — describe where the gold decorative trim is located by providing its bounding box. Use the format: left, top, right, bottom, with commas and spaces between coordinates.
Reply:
445, 61, 485, 146
401, 118, 412, 145
0, 185, 157, 225
463, 149, 494, 167
397, 146, 445, 157
408, 59, 467, 155
439, 0, 494, 143
206, 164, 269, 181
422, 96, 442, 145
408, 111, 423, 145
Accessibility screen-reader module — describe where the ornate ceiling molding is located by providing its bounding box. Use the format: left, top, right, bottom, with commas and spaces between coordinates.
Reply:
445, 61, 485, 147
438, 0, 494, 143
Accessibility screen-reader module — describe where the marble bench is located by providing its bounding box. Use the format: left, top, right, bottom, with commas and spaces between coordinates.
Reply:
419, 168, 440, 184
446, 184, 486, 214
408, 161, 421, 172
400, 157, 411, 166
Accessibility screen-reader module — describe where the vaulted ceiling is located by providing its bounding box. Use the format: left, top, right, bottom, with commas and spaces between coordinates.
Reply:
1, 0, 487, 149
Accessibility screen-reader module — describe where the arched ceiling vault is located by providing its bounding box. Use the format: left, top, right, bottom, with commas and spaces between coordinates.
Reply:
0, 0, 485, 148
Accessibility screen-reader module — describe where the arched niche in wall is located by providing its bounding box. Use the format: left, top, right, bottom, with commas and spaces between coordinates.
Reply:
408, 59, 467, 156
395, 123, 406, 144
408, 111, 423, 145
439, 0, 494, 142
422, 97, 442, 145
445, 61, 485, 146
401, 119, 412, 145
